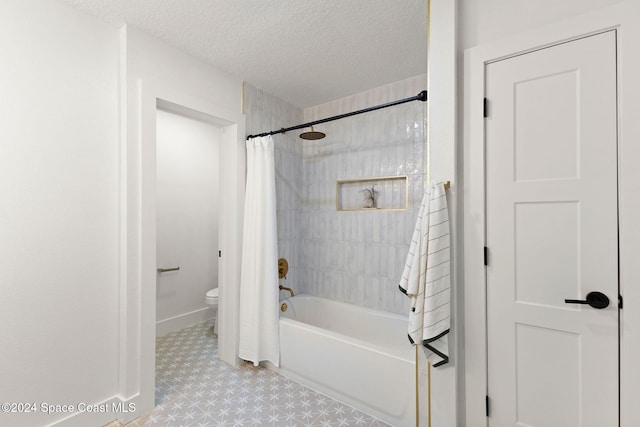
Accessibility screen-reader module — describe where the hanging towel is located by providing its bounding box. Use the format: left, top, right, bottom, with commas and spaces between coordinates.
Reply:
399, 181, 450, 367
238, 136, 280, 367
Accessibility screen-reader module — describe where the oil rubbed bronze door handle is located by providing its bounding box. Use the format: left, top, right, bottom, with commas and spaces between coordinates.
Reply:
157, 267, 180, 273
564, 291, 610, 309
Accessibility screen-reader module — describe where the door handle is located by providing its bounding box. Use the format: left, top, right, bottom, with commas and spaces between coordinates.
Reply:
157, 267, 180, 273
564, 291, 609, 309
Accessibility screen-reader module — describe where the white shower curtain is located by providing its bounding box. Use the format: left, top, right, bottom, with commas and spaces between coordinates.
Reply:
238, 136, 280, 367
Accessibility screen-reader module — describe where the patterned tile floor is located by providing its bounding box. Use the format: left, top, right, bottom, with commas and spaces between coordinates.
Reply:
125, 319, 390, 427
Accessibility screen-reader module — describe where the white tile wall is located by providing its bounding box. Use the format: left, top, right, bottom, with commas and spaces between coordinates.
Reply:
300, 75, 427, 315
244, 84, 303, 294
245, 75, 427, 315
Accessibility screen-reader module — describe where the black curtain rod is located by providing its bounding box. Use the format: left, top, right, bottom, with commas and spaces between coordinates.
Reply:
246, 90, 427, 140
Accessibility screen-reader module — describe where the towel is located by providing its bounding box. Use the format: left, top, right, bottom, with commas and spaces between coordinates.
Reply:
399, 181, 451, 367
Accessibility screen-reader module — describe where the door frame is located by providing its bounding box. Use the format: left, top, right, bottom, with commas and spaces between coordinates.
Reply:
121, 80, 246, 418
463, 2, 640, 425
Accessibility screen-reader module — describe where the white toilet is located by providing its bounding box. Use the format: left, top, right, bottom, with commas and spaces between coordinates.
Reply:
205, 288, 219, 336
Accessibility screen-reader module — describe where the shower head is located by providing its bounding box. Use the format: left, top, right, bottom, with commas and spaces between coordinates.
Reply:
299, 126, 326, 140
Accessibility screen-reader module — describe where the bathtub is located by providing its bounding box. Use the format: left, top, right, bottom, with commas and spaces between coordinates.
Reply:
270, 294, 416, 426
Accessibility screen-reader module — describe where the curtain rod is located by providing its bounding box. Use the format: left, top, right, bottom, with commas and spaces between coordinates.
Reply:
246, 90, 428, 140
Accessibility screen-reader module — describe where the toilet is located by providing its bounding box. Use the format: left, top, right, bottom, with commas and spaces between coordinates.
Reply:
205, 288, 219, 336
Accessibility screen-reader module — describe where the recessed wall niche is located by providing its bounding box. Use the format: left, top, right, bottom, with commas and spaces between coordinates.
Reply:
336, 175, 408, 211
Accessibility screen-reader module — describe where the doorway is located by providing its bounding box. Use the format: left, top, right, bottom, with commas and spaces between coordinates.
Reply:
124, 83, 246, 417
155, 108, 221, 337
484, 31, 618, 426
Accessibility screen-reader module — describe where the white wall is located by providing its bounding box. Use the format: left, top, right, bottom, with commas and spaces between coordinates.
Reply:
0, 1, 243, 424
429, 1, 459, 425
0, 1, 120, 426
155, 109, 220, 336
459, 0, 624, 49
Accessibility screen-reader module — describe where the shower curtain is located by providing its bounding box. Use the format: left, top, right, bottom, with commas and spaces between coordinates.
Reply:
238, 135, 280, 366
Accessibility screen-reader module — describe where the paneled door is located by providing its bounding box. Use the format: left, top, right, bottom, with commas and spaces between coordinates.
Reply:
485, 31, 618, 426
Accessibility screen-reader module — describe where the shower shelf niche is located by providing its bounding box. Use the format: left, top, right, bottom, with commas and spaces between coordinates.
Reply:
336, 175, 408, 212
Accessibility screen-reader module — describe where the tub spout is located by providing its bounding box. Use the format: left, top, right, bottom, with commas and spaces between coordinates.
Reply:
279, 285, 295, 297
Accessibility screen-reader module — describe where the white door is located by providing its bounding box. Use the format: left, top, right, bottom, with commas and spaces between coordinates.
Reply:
485, 31, 618, 426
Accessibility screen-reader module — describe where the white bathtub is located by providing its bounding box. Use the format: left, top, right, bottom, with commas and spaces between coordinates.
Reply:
271, 294, 416, 427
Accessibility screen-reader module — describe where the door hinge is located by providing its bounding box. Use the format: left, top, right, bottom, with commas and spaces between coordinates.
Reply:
486, 395, 490, 417
484, 246, 488, 266
483, 97, 489, 118
619, 294, 623, 309
218, 250, 222, 258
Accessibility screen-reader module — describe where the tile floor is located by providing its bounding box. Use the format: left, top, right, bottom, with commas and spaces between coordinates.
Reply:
124, 319, 390, 427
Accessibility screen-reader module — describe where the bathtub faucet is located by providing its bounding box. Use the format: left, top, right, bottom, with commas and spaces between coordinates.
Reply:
279, 285, 295, 297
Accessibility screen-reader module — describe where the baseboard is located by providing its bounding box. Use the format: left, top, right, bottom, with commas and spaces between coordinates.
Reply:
156, 307, 213, 337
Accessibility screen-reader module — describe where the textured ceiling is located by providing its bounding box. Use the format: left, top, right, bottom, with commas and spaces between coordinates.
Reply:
58, 0, 428, 108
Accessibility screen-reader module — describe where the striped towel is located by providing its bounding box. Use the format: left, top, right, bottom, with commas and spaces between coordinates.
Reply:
399, 181, 450, 367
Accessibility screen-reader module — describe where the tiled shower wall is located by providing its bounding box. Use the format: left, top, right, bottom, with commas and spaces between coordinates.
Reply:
243, 83, 304, 290
300, 75, 428, 315
245, 74, 427, 315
